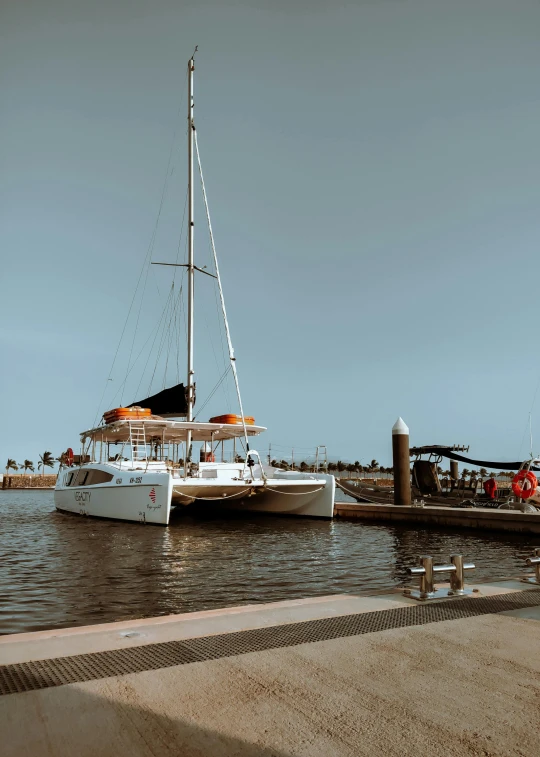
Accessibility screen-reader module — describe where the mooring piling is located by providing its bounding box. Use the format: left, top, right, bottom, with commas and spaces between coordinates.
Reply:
392, 417, 411, 507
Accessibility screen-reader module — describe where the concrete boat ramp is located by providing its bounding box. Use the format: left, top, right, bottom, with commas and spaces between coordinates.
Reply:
2, 579, 540, 756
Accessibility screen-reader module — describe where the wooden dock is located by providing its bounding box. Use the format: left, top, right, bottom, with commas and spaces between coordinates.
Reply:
334, 501, 540, 534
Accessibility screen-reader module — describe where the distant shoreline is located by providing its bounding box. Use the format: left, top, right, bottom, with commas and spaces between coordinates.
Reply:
1, 474, 56, 490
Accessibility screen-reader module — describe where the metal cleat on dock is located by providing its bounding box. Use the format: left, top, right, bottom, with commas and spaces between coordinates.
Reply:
522, 548, 540, 586
403, 554, 476, 601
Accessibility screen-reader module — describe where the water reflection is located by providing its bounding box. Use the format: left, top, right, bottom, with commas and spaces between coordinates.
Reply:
0, 491, 537, 634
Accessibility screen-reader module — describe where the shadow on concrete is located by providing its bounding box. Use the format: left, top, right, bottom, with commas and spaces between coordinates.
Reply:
3, 682, 296, 757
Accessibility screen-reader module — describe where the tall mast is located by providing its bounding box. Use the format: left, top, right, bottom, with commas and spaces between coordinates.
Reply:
187, 52, 195, 425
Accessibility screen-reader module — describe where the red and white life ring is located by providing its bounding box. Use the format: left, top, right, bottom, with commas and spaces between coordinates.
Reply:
512, 469, 537, 499
65, 448, 74, 467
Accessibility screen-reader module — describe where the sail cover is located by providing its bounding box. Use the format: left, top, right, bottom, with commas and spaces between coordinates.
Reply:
129, 383, 189, 417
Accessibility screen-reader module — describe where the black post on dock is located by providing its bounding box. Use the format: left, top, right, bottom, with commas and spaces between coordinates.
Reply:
450, 460, 459, 482
392, 417, 411, 507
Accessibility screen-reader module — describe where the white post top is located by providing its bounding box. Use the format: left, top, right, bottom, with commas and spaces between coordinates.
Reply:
392, 417, 409, 436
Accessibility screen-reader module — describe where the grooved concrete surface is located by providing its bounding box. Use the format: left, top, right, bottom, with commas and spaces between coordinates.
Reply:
2, 585, 540, 756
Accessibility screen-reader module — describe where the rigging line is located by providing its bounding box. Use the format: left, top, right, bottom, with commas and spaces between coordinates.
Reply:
170, 281, 181, 384
179, 237, 189, 343
194, 130, 251, 461
107, 287, 175, 408
92, 75, 188, 425
194, 365, 233, 419
163, 291, 175, 389
519, 375, 540, 457
163, 277, 185, 388
149, 273, 184, 395
202, 302, 229, 401
210, 262, 233, 409
124, 125, 189, 400
169, 186, 189, 387
133, 285, 177, 399
148, 284, 176, 394
122, 259, 152, 405
203, 221, 232, 408
143, 285, 176, 397
172, 267, 187, 383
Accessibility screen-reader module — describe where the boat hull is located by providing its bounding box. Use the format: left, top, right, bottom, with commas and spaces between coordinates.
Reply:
172, 473, 335, 519
54, 468, 173, 525
55, 465, 335, 524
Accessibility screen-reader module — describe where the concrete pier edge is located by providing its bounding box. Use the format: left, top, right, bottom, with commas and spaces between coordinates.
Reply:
334, 500, 540, 533
3, 580, 540, 756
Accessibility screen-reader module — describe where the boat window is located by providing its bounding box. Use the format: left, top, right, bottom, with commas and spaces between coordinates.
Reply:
65, 471, 74, 486
69, 469, 113, 486
70, 469, 86, 486
88, 469, 114, 485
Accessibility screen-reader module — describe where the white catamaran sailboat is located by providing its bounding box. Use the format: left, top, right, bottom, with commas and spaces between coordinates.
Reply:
55, 52, 335, 525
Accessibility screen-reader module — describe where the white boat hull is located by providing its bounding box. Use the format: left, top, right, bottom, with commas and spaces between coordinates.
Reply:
55, 465, 334, 524
54, 467, 173, 525
172, 473, 335, 518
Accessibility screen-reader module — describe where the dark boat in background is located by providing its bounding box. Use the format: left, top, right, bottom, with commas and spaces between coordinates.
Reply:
337, 445, 540, 512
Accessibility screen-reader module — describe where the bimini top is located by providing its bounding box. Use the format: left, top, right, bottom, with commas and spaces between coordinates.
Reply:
81, 419, 266, 444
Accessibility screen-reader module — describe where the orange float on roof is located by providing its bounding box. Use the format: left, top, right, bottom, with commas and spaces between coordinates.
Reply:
103, 406, 152, 424
209, 414, 255, 426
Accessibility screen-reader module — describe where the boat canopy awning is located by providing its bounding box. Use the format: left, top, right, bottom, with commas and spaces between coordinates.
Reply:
410, 445, 540, 472
81, 420, 266, 444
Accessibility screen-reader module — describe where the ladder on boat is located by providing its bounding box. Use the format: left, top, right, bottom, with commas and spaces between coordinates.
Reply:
129, 424, 147, 462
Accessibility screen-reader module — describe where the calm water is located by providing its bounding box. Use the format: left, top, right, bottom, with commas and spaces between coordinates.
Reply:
0, 490, 537, 635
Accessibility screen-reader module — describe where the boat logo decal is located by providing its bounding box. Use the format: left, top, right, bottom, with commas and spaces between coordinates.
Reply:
149, 487, 156, 503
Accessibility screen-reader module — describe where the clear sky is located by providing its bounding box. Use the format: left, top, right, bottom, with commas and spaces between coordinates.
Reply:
2, 0, 540, 470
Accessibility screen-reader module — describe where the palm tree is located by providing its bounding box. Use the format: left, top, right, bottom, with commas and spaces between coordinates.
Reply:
461, 468, 470, 479
369, 459, 379, 473
479, 468, 488, 478
38, 451, 55, 474
22, 460, 34, 476
5, 459, 18, 474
